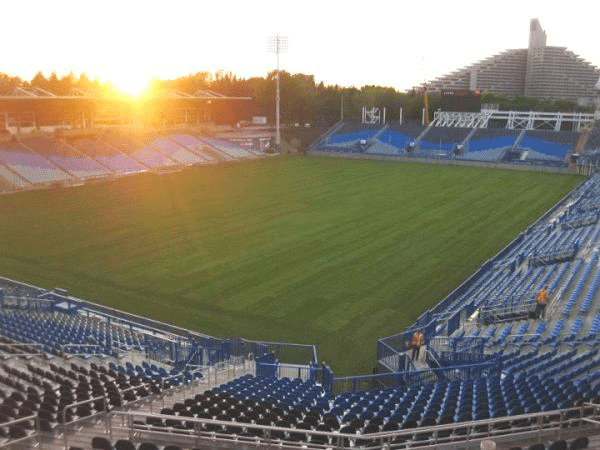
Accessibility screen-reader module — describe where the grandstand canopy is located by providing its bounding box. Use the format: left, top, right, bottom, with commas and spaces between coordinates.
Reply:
0, 89, 256, 128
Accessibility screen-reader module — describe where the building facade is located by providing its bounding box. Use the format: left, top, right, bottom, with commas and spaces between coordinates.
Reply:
427, 19, 600, 106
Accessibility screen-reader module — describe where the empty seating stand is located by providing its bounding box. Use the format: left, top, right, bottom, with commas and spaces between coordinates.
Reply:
419, 127, 471, 151
519, 130, 578, 160
149, 138, 205, 165
0, 140, 71, 184
195, 137, 257, 159
468, 129, 518, 152
0, 165, 30, 190
20, 137, 110, 179
68, 136, 147, 174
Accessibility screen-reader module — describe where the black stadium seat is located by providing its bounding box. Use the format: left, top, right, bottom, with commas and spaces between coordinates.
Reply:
138, 443, 160, 450
570, 437, 589, 450
550, 441, 568, 450
529, 444, 546, 450
8, 425, 27, 439
114, 439, 136, 450
91, 436, 112, 450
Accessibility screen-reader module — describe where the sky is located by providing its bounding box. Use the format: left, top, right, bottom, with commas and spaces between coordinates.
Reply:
1, 0, 598, 95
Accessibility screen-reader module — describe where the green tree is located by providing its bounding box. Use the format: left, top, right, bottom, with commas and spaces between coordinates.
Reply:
211, 71, 251, 97
30, 71, 48, 91
0, 72, 24, 95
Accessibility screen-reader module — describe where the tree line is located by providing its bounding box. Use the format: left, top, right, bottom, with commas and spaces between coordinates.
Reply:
0, 70, 594, 126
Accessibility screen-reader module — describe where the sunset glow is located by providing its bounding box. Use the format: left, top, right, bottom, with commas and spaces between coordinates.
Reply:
1, 0, 598, 92
110, 74, 151, 98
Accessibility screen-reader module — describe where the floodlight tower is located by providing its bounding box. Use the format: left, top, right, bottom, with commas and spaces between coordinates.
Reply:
268, 34, 288, 152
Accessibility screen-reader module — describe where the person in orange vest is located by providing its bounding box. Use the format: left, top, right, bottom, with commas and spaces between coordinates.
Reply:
411, 329, 424, 361
535, 286, 550, 319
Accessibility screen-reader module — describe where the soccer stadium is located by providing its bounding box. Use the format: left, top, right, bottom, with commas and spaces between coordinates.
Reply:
4, 17, 600, 450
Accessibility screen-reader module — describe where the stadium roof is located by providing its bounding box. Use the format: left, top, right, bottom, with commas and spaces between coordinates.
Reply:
0, 87, 251, 101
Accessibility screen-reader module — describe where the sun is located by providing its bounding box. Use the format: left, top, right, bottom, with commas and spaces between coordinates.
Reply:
110, 73, 151, 98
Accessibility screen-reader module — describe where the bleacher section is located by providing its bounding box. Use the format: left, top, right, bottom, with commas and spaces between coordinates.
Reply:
457, 147, 508, 162
467, 128, 519, 152
145, 136, 206, 165
319, 121, 454, 157
67, 136, 147, 174
20, 136, 111, 179
377, 130, 412, 150
0, 140, 71, 184
100, 133, 143, 155
103, 133, 181, 168
166, 134, 212, 160
0, 310, 147, 357
329, 130, 379, 145
132, 146, 178, 169
314, 120, 600, 172
578, 122, 600, 170
314, 121, 587, 169
0, 333, 210, 444
328, 122, 381, 144
0, 129, 269, 194
169, 134, 202, 150
169, 134, 226, 162
194, 136, 258, 159
419, 127, 471, 151
0, 165, 29, 190
519, 130, 579, 161
584, 121, 600, 151
365, 141, 402, 156
386, 122, 425, 138
0, 174, 14, 192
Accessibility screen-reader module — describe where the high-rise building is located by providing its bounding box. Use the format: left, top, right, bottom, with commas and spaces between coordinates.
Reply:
426, 19, 600, 106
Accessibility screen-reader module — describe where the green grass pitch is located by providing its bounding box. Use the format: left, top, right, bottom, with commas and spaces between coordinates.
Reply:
0, 156, 582, 374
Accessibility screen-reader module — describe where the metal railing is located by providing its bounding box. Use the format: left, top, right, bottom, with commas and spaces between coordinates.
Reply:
428, 337, 493, 367
97, 403, 600, 450
309, 149, 573, 173
425, 347, 441, 368
277, 363, 315, 382
479, 302, 535, 325
238, 338, 318, 366
377, 339, 411, 372
529, 243, 578, 266
0, 414, 39, 448
330, 359, 499, 396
